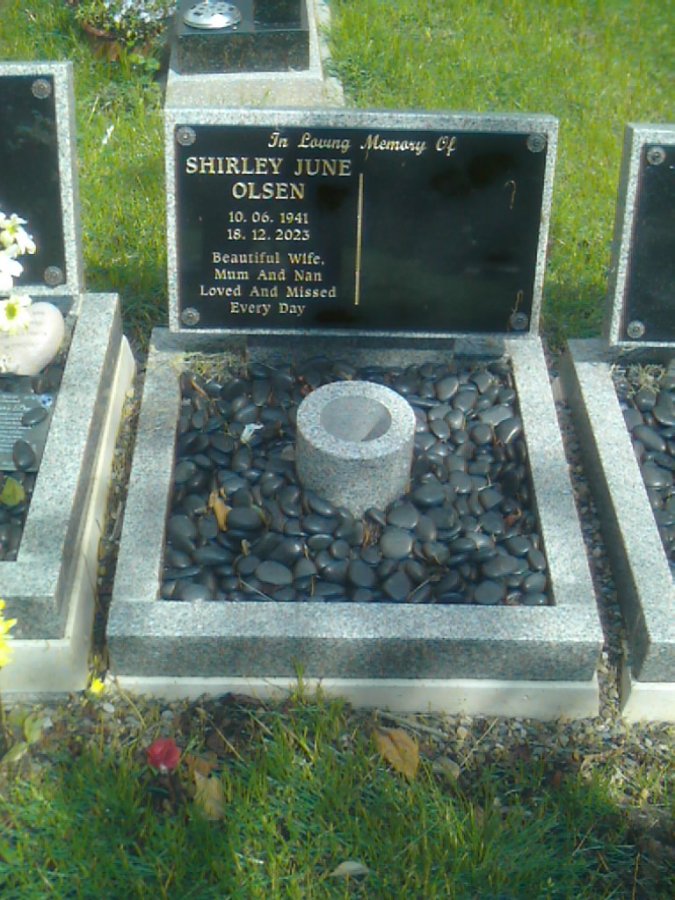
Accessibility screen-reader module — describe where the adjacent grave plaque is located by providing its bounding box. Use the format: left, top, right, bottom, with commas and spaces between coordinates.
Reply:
0, 63, 134, 697
0, 381, 53, 472
170, 111, 555, 334
563, 122, 675, 718
607, 124, 675, 345
0, 72, 80, 293
174, 0, 310, 74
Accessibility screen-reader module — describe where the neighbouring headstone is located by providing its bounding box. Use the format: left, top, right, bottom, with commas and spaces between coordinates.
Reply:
173, 0, 310, 74
562, 123, 675, 721
0, 62, 135, 697
110, 105, 603, 719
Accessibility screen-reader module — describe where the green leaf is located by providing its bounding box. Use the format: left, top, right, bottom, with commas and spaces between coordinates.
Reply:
0, 477, 26, 508
23, 711, 46, 745
0, 741, 29, 767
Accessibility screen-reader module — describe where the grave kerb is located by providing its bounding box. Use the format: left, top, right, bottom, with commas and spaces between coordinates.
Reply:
108, 106, 602, 717
562, 122, 675, 720
0, 62, 135, 697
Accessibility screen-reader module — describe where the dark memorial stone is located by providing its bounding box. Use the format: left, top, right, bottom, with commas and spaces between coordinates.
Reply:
620, 142, 675, 343
172, 121, 551, 333
174, 0, 309, 74
0, 75, 67, 288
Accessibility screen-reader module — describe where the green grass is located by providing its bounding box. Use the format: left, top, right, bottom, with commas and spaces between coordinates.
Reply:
0, 0, 167, 344
327, 0, 673, 344
1, 692, 671, 898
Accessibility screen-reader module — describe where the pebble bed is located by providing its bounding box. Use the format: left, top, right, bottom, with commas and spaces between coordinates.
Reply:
614, 363, 675, 576
0, 361, 64, 562
161, 357, 551, 606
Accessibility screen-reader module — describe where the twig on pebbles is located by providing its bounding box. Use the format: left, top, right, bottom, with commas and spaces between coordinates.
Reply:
376, 710, 450, 740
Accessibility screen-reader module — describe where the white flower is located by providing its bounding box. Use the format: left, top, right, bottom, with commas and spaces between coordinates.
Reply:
0, 251, 23, 292
241, 423, 264, 444
0, 213, 36, 255
0, 294, 32, 335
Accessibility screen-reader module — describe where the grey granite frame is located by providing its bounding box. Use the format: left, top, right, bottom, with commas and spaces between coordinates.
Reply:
0, 62, 83, 300
1, 294, 126, 638
109, 329, 602, 683
562, 341, 674, 683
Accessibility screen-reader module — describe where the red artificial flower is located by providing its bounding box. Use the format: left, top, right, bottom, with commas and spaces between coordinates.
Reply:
146, 738, 181, 774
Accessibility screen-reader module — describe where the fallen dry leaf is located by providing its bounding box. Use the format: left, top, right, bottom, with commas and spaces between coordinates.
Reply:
373, 727, 419, 779
328, 860, 370, 878
184, 752, 216, 779
193, 771, 226, 821
210, 495, 230, 531
0, 742, 29, 767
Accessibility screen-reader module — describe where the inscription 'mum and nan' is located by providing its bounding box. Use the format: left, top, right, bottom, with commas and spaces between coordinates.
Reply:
175, 124, 549, 332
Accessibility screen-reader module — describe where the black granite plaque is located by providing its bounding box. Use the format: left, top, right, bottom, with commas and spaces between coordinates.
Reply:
621, 143, 675, 342
0, 380, 53, 472
174, 123, 550, 333
0, 75, 66, 288
174, 0, 309, 74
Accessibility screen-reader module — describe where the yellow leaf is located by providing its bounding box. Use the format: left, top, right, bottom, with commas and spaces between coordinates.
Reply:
373, 727, 419, 780
193, 771, 226, 821
211, 496, 230, 531
185, 752, 216, 779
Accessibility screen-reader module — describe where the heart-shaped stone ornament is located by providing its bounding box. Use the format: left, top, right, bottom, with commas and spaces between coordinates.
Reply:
0, 302, 65, 377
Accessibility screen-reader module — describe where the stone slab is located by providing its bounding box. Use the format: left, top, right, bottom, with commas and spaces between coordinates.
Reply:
605, 123, 675, 348
108, 329, 602, 717
0, 62, 83, 299
165, 108, 556, 337
166, 0, 343, 109
0, 296, 134, 679
112, 674, 600, 720
561, 340, 675, 690
0, 330, 135, 696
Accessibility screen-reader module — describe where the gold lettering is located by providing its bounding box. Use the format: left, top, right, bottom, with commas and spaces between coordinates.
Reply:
231, 181, 305, 200
184, 156, 283, 176
293, 158, 352, 177
214, 268, 250, 281
297, 131, 351, 154
360, 134, 427, 158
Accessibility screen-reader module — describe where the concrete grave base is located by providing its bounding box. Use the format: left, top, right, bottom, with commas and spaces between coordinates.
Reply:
108, 329, 602, 719
112, 673, 600, 720
0, 295, 135, 697
561, 339, 675, 721
620, 665, 675, 723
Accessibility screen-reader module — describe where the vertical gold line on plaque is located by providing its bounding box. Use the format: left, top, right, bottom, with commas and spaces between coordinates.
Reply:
354, 173, 364, 306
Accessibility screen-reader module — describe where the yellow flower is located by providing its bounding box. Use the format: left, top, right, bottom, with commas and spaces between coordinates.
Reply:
0, 294, 32, 335
88, 676, 106, 696
0, 599, 17, 669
